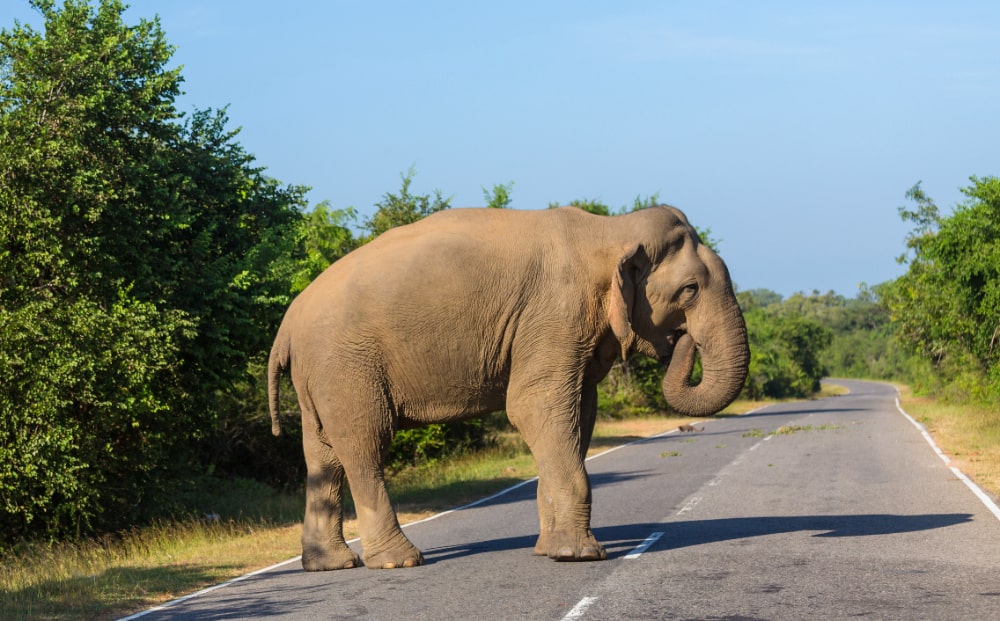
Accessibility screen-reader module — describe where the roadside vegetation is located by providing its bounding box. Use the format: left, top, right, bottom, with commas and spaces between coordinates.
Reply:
2, 2, 998, 620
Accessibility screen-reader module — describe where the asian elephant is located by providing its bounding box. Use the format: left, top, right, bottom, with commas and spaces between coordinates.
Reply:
268, 205, 749, 570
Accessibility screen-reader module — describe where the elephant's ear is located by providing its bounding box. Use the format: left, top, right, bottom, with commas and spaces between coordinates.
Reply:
608, 243, 647, 361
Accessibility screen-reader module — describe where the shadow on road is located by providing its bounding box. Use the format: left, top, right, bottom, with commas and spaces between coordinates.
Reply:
421, 512, 973, 564
617, 512, 974, 553
440, 469, 656, 511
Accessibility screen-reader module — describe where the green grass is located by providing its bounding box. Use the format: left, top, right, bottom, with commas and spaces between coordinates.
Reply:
386, 439, 537, 513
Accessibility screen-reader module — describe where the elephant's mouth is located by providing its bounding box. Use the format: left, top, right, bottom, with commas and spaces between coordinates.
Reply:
657, 329, 689, 365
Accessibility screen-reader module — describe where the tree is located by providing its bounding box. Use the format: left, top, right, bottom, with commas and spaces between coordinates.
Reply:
882, 178, 1000, 400
290, 201, 358, 293
627, 193, 661, 213
0, 0, 304, 540
363, 167, 451, 239
549, 198, 611, 215
735, 289, 834, 399
483, 181, 514, 209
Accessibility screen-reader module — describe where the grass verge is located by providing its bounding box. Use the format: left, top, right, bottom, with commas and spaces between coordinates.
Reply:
0, 393, 813, 621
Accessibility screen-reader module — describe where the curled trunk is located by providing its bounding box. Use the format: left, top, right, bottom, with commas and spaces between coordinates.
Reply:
661, 302, 749, 417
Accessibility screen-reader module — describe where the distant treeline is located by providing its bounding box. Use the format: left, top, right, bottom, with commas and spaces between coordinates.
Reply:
2, 1, 997, 544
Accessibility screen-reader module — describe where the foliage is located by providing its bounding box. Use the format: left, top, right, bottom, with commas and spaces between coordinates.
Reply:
627, 193, 662, 213
737, 290, 832, 399
880, 178, 1000, 402
362, 166, 451, 240
0, 0, 304, 540
483, 181, 514, 209
386, 415, 508, 470
733, 285, 925, 399
550, 197, 612, 215
598, 357, 668, 419
289, 201, 358, 293
549, 193, 663, 217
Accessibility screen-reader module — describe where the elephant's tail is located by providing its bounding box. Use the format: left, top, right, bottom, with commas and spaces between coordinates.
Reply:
268, 325, 291, 437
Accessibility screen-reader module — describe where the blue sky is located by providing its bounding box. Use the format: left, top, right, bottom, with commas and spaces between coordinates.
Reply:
7, 1, 1000, 297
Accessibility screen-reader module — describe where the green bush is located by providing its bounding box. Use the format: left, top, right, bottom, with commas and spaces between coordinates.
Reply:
738, 291, 832, 400
881, 178, 1000, 403
387, 415, 507, 469
597, 358, 669, 418
0, 1, 303, 541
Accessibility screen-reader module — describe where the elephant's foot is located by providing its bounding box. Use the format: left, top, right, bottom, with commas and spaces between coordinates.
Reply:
301, 544, 362, 571
362, 539, 424, 569
534, 530, 607, 562
533, 532, 550, 556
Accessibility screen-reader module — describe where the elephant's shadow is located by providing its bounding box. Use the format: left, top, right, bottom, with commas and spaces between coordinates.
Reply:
420, 512, 973, 564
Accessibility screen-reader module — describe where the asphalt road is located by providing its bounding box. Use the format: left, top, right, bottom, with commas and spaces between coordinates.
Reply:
129, 380, 1000, 620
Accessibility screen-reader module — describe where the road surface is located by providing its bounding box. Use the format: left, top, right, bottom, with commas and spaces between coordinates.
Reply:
128, 380, 1000, 620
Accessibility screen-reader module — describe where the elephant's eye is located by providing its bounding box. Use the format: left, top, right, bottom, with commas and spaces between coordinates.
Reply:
680, 283, 699, 303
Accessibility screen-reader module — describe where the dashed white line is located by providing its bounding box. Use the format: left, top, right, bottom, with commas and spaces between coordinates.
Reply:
624, 531, 664, 560
561, 596, 598, 620
676, 495, 702, 516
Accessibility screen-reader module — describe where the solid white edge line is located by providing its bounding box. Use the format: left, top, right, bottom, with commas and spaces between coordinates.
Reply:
561, 596, 599, 621
115, 555, 303, 621
894, 390, 1000, 523
624, 531, 664, 560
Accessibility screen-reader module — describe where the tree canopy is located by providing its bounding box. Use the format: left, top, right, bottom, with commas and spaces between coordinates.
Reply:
0, 0, 304, 539
881, 177, 1000, 400
362, 167, 450, 240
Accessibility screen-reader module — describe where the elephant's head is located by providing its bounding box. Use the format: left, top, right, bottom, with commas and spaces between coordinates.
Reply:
608, 206, 749, 417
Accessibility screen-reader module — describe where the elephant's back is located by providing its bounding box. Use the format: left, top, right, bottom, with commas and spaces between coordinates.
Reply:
286, 206, 603, 338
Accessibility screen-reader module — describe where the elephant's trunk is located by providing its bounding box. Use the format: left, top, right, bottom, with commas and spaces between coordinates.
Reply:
661, 301, 749, 417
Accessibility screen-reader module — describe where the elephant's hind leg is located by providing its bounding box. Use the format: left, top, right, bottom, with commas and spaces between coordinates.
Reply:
331, 426, 424, 570
301, 417, 361, 571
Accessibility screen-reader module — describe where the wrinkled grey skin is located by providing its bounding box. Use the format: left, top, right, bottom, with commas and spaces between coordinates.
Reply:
268, 206, 749, 570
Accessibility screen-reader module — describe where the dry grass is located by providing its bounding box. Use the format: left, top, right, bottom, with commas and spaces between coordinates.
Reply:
0, 520, 304, 621
897, 385, 1000, 500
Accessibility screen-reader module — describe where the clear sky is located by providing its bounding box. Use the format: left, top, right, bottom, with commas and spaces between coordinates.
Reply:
7, 1, 999, 297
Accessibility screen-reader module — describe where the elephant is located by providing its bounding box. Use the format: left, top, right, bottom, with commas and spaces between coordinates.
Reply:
267, 205, 749, 570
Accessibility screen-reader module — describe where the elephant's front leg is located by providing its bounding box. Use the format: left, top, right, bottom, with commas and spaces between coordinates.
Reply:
509, 377, 607, 562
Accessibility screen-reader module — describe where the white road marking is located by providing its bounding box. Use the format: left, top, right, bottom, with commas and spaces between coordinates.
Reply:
895, 394, 1000, 522
562, 596, 598, 620
556, 426, 718, 619
115, 556, 303, 620
624, 531, 664, 559
676, 495, 702, 516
